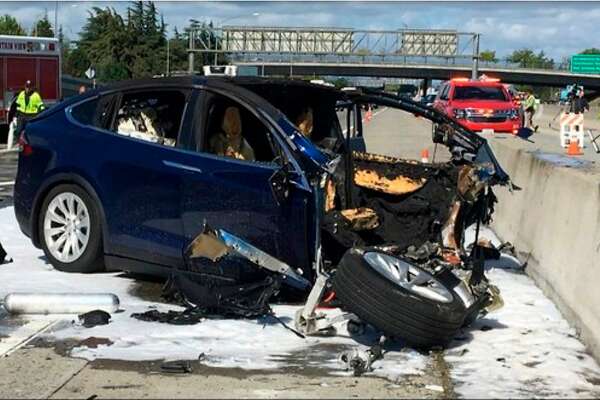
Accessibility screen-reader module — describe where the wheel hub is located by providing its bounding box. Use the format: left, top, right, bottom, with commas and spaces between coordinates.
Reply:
43, 192, 91, 264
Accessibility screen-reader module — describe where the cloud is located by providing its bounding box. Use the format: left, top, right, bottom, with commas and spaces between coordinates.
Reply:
1, 1, 598, 59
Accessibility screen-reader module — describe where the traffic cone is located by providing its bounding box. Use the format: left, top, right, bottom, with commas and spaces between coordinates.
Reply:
366, 108, 373, 123
421, 148, 430, 163
567, 139, 583, 156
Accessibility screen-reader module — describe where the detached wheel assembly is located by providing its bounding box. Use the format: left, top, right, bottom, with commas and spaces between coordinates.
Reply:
333, 249, 468, 348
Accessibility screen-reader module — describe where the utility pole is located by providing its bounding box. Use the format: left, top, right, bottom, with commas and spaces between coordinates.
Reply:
188, 29, 195, 74
471, 33, 480, 80
54, 1, 58, 38
166, 37, 170, 76
214, 30, 219, 66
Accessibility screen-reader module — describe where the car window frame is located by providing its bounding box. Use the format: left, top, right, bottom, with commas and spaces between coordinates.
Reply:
183, 87, 287, 168
67, 93, 118, 130
109, 86, 192, 148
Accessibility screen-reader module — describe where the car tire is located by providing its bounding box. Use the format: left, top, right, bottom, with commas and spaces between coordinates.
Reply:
38, 184, 105, 273
333, 249, 467, 348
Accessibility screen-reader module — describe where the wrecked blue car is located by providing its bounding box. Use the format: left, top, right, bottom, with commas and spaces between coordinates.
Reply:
14, 77, 508, 347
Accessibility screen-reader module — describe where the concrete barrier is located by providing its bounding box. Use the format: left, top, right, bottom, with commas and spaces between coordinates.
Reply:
488, 137, 600, 361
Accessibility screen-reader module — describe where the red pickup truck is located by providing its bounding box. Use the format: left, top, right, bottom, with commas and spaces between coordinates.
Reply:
434, 78, 521, 134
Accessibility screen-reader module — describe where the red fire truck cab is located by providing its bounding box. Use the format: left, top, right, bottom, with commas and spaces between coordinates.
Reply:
0, 35, 61, 131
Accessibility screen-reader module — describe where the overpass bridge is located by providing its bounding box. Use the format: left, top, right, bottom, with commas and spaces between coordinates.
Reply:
189, 26, 600, 91
234, 61, 600, 91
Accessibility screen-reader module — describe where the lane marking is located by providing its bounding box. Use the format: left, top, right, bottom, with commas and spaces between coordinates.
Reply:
0, 318, 59, 357
342, 107, 388, 135
0, 181, 15, 187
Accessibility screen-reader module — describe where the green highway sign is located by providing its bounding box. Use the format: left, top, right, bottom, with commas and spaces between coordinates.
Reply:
571, 54, 600, 74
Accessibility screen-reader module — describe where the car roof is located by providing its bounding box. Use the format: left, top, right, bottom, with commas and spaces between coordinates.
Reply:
450, 80, 505, 88
103, 75, 344, 95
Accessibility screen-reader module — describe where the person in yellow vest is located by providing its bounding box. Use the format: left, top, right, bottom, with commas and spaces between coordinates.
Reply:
522, 90, 539, 133
8, 80, 45, 144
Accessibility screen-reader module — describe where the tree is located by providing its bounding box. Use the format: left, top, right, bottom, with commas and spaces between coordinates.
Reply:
479, 50, 498, 63
77, 7, 130, 81
167, 27, 190, 73
580, 48, 600, 55
32, 12, 54, 37
122, 1, 168, 78
60, 2, 219, 81
0, 15, 26, 35
507, 48, 554, 69
333, 77, 349, 89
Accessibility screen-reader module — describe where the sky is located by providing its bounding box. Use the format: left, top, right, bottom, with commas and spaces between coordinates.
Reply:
1, 1, 599, 60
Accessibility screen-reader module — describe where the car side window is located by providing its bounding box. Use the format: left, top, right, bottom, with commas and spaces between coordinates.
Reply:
70, 95, 117, 130
188, 91, 281, 164
111, 89, 188, 147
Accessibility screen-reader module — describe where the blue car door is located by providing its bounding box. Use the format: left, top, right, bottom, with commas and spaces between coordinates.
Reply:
176, 88, 313, 274
89, 87, 192, 269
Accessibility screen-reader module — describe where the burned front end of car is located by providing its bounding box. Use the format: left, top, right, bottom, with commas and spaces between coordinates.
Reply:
296, 88, 510, 347
316, 149, 504, 347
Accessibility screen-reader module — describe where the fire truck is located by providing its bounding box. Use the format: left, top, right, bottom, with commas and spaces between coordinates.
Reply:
0, 35, 61, 140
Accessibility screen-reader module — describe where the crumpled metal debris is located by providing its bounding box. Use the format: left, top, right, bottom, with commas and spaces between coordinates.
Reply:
403, 241, 441, 262
78, 310, 111, 328
339, 343, 384, 377
131, 273, 281, 323
130, 308, 205, 325
160, 360, 193, 374
0, 241, 12, 265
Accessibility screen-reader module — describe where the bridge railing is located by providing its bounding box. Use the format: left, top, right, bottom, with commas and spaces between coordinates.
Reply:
228, 53, 570, 72
189, 26, 571, 73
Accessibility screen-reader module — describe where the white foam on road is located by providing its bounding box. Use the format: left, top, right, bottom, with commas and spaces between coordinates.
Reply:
0, 206, 427, 380
2, 206, 600, 395
447, 226, 600, 398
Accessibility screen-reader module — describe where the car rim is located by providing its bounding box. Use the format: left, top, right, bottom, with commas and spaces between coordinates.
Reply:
43, 192, 91, 263
363, 252, 453, 304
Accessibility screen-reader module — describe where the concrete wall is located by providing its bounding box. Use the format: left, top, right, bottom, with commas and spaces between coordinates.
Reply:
488, 137, 600, 361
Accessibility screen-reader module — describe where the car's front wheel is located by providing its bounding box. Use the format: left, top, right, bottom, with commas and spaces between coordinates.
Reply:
39, 184, 104, 273
333, 249, 467, 348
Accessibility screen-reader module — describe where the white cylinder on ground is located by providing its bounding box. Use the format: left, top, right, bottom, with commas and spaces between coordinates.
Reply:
3, 293, 120, 315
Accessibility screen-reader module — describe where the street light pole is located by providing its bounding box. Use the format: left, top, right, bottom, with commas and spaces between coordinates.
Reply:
213, 12, 260, 66
54, 1, 58, 38
188, 30, 195, 74
472, 33, 480, 80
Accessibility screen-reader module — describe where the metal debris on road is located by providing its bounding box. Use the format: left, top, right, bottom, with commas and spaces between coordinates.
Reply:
0, 241, 12, 265
160, 360, 193, 374
339, 342, 385, 377
78, 310, 112, 328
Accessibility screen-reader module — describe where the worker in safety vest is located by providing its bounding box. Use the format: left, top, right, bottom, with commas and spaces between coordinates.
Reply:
8, 80, 45, 144
523, 91, 538, 132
